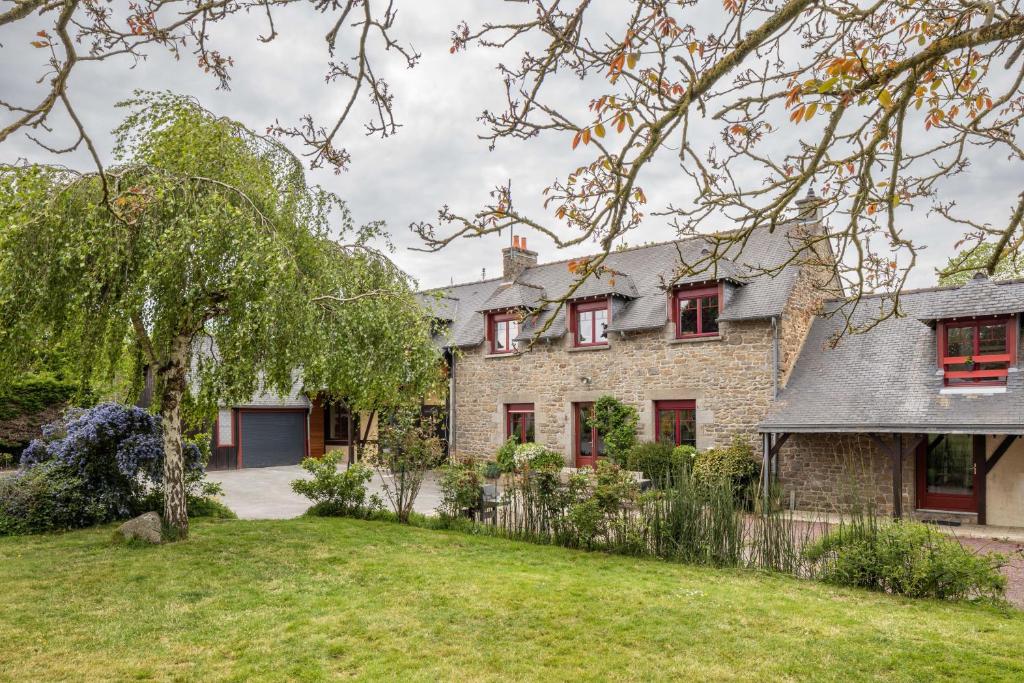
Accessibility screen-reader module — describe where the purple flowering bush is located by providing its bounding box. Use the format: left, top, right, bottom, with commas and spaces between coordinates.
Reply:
2, 403, 217, 534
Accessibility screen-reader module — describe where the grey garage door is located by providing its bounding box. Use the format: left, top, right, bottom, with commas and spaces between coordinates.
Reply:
239, 411, 307, 468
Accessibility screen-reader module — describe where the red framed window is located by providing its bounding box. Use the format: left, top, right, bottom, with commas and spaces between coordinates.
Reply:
489, 312, 520, 354
939, 317, 1016, 386
655, 400, 696, 448
506, 403, 535, 443
672, 286, 720, 339
570, 299, 610, 347
573, 402, 606, 468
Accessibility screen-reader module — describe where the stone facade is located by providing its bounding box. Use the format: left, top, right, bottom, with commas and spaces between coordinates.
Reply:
452, 257, 828, 464
453, 319, 774, 462
776, 433, 916, 515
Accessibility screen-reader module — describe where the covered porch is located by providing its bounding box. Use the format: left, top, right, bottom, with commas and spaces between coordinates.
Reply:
761, 429, 1024, 527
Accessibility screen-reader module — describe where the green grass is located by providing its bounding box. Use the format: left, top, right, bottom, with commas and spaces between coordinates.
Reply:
1, 518, 1022, 682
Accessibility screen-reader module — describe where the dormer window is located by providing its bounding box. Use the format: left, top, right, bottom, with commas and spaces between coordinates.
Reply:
940, 317, 1016, 386
489, 311, 520, 354
673, 285, 720, 339
571, 299, 609, 347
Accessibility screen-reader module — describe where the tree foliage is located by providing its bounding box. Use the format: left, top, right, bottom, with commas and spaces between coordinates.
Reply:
939, 241, 1024, 285
0, 92, 442, 536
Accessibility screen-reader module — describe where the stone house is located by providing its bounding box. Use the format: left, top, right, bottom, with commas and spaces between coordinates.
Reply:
428, 204, 1024, 528
425, 198, 837, 471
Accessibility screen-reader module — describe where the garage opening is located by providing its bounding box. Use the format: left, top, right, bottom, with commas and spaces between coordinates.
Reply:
238, 410, 308, 468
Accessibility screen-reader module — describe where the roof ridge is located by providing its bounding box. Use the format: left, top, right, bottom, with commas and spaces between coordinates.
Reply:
822, 275, 1024, 304
420, 220, 802, 294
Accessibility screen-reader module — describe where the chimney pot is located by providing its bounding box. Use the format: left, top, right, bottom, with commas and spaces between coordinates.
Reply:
521, 237, 527, 250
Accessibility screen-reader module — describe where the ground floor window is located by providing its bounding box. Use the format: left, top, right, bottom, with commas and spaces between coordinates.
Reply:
327, 402, 358, 444
655, 400, 696, 448
574, 402, 606, 467
506, 403, 535, 443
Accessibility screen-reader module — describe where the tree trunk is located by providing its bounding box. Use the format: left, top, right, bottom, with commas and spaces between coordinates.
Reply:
158, 335, 190, 539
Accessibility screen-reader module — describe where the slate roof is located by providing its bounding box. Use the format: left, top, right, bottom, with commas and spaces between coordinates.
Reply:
916, 272, 1024, 322
425, 222, 818, 348
761, 277, 1024, 434
477, 282, 545, 312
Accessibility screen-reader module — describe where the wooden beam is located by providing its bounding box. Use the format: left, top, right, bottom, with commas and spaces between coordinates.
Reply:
893, 435, 903, 519
986, 435, 1019, 475
868, 432, 896, 458
905, 434, 926, 456
769, 432, 791, 460
928, 434, 945, 452
974, 434, 987, 526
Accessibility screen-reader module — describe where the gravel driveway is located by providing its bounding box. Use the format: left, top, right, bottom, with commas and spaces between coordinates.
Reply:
206, 464, 445, 520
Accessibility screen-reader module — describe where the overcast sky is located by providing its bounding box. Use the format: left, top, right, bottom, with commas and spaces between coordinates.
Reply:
2, 2, 1021, 291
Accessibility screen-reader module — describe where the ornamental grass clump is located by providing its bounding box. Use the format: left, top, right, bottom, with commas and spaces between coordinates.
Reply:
804, 519, 1007, 601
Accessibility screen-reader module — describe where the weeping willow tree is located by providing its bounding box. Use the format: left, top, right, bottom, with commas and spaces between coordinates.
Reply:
0, 92, 442, 538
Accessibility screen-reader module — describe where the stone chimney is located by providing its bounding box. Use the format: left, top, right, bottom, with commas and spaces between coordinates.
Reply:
502, 235, 538, 281
795, 187, 822, 222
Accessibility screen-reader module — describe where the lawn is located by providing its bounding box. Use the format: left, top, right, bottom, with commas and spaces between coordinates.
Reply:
1, 518, 1023, 682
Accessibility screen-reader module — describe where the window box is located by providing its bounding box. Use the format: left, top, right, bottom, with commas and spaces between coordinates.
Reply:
671, 285, 720, 339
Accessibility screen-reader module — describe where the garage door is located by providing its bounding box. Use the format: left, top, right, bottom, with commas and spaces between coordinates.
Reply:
239, 411, 307, 468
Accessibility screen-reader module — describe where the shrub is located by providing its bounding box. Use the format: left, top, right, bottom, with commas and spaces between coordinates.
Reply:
0, 461, 106, 535
21, 403, 203, 520
2, 403, 213, 533
372, 406, 444, 523
692, 437, 759, 496
292, 453, 380, 518
438, 460, 484, 519
495, 437, 518, 473
481, 461, 502, 480
0, 373, 81, 421
804, 520, 1007, 601
512, 442, 564, 472
626, 441, 693, 486
588, 396, 638, 465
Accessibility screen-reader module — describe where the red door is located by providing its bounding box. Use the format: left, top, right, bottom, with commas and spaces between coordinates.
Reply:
916, 435, 979, 512
574, 403, 604, 469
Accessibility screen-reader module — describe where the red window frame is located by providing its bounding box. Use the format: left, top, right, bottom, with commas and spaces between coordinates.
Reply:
569, 298, 610, 347
573, 402, 605, 468
938, 316, 1016, 386
506, 403, 535, 443
654, 400, 697, 448
671, 285, 721, 339
488, 311, 521, 355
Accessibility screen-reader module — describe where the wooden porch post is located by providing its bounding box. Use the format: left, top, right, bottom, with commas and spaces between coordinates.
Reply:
974, 434, 987, 526
892, 434, 903, 519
